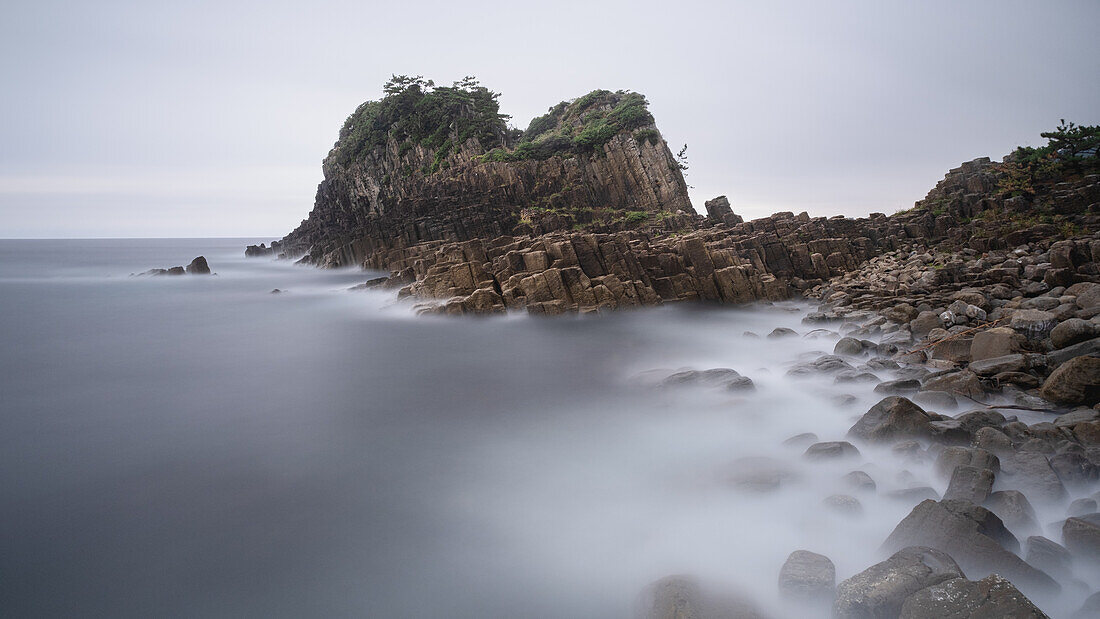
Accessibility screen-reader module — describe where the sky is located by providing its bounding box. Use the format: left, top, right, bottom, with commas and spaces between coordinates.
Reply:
1, 0, 1097, 238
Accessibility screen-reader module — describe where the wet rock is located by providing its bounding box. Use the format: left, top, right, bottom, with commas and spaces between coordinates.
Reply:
1048, 451, 1098, 487
1003, 452, 1067, 502
804, 441, 860, 460
728, 457, 795, 493
778, 550, 835, 603
910, 311, 943, 339
1025, 536, 1072, 581
1062, 517, 1100, 566
1039, 355, 1100, 405
834, 337, 865, 356
897, 574, 1049, 619
166, 266, 185, 275
1074, 593, 1100, 619
874, 379, 921, 394
935, 446, 999, 479
1068, 497, 1098, 517
843, 470, 876, 492
824, 494, 863, 514
1051, 318, 1100, 349
185, 256, 211, 274
972, 327, 1020, 360
767, 327, 797, 339
1011, 309, 1058, 340
922, 370, 987, 400
1046, 336, 1100, 368
972, 426, 1014, 456
833, 546, 964, 619
782, 432, 818, 447
848, 397, 935, 442
913, 389, 957, 410
787, 355, 854, 377
969, 353, 1028, 377
882, 499, 1058, 593
984, 490, 1040, 534
943, 465, 995, 503
834, 370, 880, 383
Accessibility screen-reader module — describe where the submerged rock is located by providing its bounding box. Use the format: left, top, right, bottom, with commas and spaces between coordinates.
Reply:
848, 397, 935, 442
778, 550, 835, 604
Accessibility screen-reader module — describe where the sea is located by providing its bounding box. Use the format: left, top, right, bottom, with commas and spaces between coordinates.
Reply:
0, 238, 1086, 617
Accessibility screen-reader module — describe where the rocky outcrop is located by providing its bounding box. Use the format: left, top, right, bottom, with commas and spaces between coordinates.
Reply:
136, 256, 212, 276
279, 83, 695, 268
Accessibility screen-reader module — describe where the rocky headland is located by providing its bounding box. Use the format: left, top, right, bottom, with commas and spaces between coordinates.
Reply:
255, 80, 1100, 617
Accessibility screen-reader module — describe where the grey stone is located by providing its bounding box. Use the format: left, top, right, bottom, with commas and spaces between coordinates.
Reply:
912, 389, 958, 410
969, 354, 1028, 377
778, 550, 835, 603
874, 379, 921, 394
1062, 517, 1100, 566
1025, 536, 1072, 581
804, 441, 860, 460
1040, 355, 1100, 405
833, 546, 963, 619
1003, 452, 1067, 502
882, 499, 1058, 593
1051, 318, 1100, 349
848, 397, 935, 442
897, 574, 1050, 619
970, 327, 1024, 361
984, 490, 1039, 534
943, 465, 995, 503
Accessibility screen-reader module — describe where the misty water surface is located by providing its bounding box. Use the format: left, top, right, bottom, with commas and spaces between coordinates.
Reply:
0, 239, 1088, 617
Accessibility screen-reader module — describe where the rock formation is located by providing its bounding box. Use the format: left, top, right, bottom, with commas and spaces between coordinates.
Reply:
277, 77, 694, 269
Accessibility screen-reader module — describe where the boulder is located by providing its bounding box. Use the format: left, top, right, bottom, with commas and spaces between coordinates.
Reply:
1003, 452, 1067, 502
1048, 451, 1098, 487
970, 327, 1024, 361
777, 550, 835, 603
909, 311, 943, 339
185, 256, 211, 274
1061, 517, 1100, 565
1010, 309, 1058, 340
848, 397, 935, 442
804, 441, 860, 460
1039, 355, 1100, 405
843, 470, 876, 492
1025, 536, 1072, 580
943, 465, 995, 503
913, 389, 958, 410
921, 370, 987, 400
972, 426, 1013, 456
969, 353, 1027, 377
934, 446, 999, 479
983, 490, 1039, 534
833, 546, 963, 619
881, 499, 1058, 593
703, 195, 733, 220
897, 574, 1050, 619
1050, 318, 1100, 349
767, 327, 797, 338
834, 337, 865, 356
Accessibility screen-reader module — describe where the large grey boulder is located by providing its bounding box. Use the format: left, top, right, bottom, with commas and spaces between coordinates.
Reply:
833, 546, 963, 618
984, 490, 1039, 534
777, 550, 835, 603
1062, 517, 1100, 566
1025, 536, 1072, 581
881, 499, 1058, 593
185, 255, 211, 274
943, 465, 995, 503
1039, 355, 1100, 405
897, 574, 1050, 618
848, 397, 935, 442
969, 354, 1028, 377
970, 327, 1024, 361
1003, 452, 1068, 502
1051, 318, 1100, 349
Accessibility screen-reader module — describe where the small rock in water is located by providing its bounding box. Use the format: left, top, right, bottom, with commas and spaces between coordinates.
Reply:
186, 256, 211, 274
843, 470, 876, 492
823, 494, 862, 514
777, 550, 835, 604
803, 441, 860, 460
767, 327, 797, 338
270, 288, 283, 294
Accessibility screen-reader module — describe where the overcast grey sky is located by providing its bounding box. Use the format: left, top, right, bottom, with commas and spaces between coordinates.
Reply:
1, 0, 1097, 238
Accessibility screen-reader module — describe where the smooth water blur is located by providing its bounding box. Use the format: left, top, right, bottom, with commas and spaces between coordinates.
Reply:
0, 239, 1083, 617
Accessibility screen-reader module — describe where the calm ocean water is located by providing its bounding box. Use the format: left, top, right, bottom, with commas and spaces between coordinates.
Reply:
0, 239, 1079, 617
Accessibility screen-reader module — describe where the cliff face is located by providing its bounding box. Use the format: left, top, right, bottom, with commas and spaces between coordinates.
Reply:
280, 83, 694, 268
